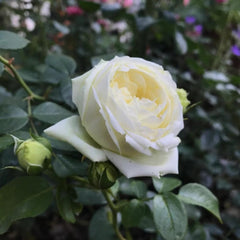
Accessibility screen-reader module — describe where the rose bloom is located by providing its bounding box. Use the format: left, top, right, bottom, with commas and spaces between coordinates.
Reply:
45, 56, 184, 178
66, 6, 83, 16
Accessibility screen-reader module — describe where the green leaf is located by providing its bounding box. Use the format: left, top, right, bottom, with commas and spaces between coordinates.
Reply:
185, 223, 207, 240
0, 135, 13, 152
0, 62, 4, 76
131, 180, 147, 198
0, 31, 30, 49
74, 187, 106, 205
120, 178, 147, 199
153, 192, 187, 240
78, 1, 101, 13
53, 154, 89, 178
60, 77, 75, 108
121, 199, 150, 228
178, 183, 222, 222
18, 69, 40, 83
41, 66, 66, 84
0, 176, 53, 234
0, 87, 12, 105
152, 177, 182, 193
0, 105, 28, 134
43, 134, 76, 152
45, 54, 76, 75
89, 208, 115, 240
56, 186, 76, 223
136, 16, 156, 31
33, 102, 73, 124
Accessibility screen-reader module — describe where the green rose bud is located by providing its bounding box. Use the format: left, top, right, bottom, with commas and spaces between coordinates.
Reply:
88, 161, 121, 189
16, 139, 52, 175
177, 88, 190, 113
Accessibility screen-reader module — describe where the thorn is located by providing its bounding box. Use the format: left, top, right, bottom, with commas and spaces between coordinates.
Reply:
8, 57, 15, 65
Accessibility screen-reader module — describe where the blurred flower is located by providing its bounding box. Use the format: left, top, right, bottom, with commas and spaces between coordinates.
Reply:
183, 0, 190, 6
216, 0, 228, 3
231, 45, 240, 56
185, 16, 196, 24
194, 24, 203, 36
10, 14, 20, 28
122, 0, 133, 8
66, 6, 84, 16
232, 29, 240, 40
24, 18, 36, 31
97, 19, 110, 28
40, 1, 51, 16
186, 24, 203, 39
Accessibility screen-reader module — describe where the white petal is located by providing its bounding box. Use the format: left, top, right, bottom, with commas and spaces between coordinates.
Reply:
44, 116, 107, 162
125, 134, 152, 156
157, 134, 181, 152
105, 106, 125, 135
104, 147, 179, 178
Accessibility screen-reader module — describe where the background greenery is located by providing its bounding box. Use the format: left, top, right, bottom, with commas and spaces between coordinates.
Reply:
0, 0, 239, 239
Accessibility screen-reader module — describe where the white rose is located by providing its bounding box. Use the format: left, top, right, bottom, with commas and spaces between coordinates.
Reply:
44, 56, 184, 178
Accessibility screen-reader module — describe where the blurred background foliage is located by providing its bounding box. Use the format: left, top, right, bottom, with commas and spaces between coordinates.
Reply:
0, 0, 240, 239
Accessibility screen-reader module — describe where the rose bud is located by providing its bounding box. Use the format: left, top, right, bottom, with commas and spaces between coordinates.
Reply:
16, 138, 52, 175
88, 161, 121, 189
177, 88, 191, 113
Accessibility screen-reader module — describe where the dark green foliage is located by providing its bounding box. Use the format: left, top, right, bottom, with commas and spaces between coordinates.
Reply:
0, 0, 239, 239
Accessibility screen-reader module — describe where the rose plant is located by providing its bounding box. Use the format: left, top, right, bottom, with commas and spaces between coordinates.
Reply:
0, 31, 222, 240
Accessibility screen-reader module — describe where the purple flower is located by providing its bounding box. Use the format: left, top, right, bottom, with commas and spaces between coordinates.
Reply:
231, 45, 240, 56
185, 16, 196, 24
232, 30, 240, 40
194, 25, 203, 35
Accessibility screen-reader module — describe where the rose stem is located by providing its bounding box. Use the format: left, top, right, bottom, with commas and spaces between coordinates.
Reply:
102, 190, 127, 240
0, 55, 45, 100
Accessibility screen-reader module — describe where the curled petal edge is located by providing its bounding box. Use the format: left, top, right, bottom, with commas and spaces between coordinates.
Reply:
104, 148, 179, 178
44, 116, 107, 162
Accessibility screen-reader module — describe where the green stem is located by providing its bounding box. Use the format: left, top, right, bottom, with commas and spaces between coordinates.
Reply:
27, 98, 39, 135
102, 190, 126, 240
212, 12, 233, 70
125, 228, 133, 240
72, 176, 90, 184
0, 55, 44, 100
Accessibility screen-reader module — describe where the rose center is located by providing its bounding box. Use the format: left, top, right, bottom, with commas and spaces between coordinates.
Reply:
110, 69, 162, 104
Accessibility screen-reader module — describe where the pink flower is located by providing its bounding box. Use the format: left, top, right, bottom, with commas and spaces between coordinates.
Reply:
183, 0, 190, 6
122, 0, 133, 8
66, 6, 84, 16
97, 19, 110, 28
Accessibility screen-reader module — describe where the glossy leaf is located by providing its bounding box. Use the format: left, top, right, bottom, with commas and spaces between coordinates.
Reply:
79, 0, 100, 12
89, 208, 115, 240
152, 177, 182, 193
153, 192, 187, 240
0, 105, 28, 134
0, 31, 30, 49
53, 154, 89, 178
74, 187, 106, 205
56, 186, 76, 223
45, 54, 76, 75
120, 178, 147, 199
0, 135, 13, 152
33, 102, 73, 124
178, 183, 222, 222
0, 62, 4, 76
121, 199, 150, 228
0, 176, 52, 234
